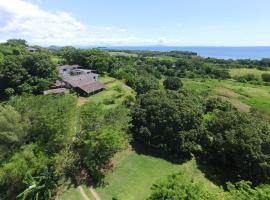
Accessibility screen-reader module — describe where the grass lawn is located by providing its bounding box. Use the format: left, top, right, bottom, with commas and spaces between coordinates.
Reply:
95, 149, 215, 200
59, 187, 86, 200
229, 68, 270, 80
108, 51, 138, 57
183, 78, 270, 117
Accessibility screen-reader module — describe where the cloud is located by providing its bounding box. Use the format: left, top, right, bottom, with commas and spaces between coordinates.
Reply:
0, 0, 182, 46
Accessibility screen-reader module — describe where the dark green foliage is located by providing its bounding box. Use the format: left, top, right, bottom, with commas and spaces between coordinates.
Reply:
134, 76, 159, 94
163, 77, 183, 90
204, 110, 270, 183
61, 48, 112, 74
235, 74, 258, 83
132, 90, 204, 157
205, 98, 234, 113
0, 53, 58, 96
262, 73, 270, 82
17, 168, 58, 200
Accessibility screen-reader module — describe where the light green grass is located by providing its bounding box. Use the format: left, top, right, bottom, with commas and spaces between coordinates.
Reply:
109, 51, 138, 57
183, 78, 270, 117
59, 187, 85, 200
95, 150, 215, 200
230, 68, 270, 80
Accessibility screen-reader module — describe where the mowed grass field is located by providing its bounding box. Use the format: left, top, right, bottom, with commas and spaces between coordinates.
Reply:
95, 149, 215, 200
183, 78, 270, 118
230, 68, 270, 80
59, 149, 216, 200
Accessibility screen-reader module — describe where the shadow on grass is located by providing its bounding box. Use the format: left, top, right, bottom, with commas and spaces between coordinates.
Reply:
131, 140, 240, 188
130, 140, 188, 165
196, 155, 244, 188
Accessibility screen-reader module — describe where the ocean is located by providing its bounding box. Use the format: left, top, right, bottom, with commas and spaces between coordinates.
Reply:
103, 46, 270, 60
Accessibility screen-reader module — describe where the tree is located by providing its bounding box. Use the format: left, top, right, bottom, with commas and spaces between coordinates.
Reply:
163, 77, 183, 90
134, 76, 159, 94
149, 172, 270, 200
10, 94, 77, 153
0, 144, 50, 198
17, 168, 58, 200
148, 172, 222, 200
0, 52, 58, 96
204, 110, 270, 183
262, 73, 270, 82
0, 105, 28, 162
205, 98, 234, 113
132, 90, 204, 157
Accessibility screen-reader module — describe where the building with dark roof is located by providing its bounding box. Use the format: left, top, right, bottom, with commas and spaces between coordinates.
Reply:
43, 65, 105, 96
26, 47, 38, 53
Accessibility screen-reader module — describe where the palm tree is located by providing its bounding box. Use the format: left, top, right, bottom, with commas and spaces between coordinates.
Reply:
17, 167, 58, 200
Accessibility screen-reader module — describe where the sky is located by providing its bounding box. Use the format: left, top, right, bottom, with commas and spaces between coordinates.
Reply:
0, 0, 270, 46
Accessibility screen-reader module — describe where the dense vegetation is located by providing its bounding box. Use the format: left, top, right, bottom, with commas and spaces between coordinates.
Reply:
2, 39, 270, 199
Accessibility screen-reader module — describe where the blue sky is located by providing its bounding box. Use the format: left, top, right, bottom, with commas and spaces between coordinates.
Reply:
1, 0, 270, 46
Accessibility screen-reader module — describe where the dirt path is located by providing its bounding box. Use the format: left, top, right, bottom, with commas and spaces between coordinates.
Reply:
89, 186, 102, 200
78, 186, 91, 200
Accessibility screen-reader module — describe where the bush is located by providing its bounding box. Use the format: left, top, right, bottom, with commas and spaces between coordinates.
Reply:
262, 73, 270, 82
148, 172, 222, 200
103, 98, 116, 105
205, 98, 234, 113
149, 172, 270, 200
163, 77, 183, 90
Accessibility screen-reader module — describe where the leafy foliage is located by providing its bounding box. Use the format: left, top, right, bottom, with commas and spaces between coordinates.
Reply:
163, 77, 183, 90
149, 173, 270, 200
134, 76, 159, 94
0, 105, 29, 162
148, 172, 222, 200
17, 168, 58, 200
204, 110, 270, 183
132, 90, 204, 157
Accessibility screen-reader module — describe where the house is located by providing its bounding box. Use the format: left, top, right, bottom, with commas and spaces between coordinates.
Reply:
43, 65, 105, 96
26, 47, 38, 53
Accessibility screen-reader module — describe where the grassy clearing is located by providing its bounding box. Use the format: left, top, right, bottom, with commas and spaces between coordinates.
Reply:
77, 76, 135, 107
95, 149, 214, 200
59, 187, 85, 200
183, 78, 270, 117
108, 51, 138, 57
229, 68, 270, 80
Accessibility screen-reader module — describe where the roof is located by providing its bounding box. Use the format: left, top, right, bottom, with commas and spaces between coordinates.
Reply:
64, 74, 98, 86
27, 47, 38, 51
43, 88, 69, 95
58, 65, 81, 71
77, 81, 105, 94
52, 80, 66, 87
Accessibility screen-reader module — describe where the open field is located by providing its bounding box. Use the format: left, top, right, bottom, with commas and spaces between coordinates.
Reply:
183, 78, 270, 118
60, 149, 216, 200
96, 149, 216, 200
108, 51, 138, 57
229, 68, 270, 80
